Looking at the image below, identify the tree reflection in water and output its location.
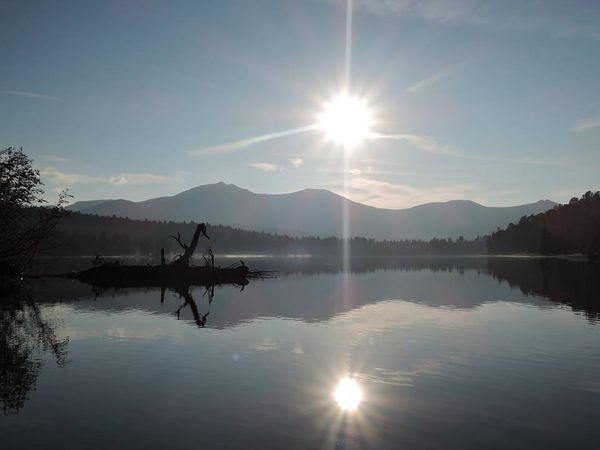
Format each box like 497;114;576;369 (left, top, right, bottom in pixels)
173;284;213;328
0;286;69;414
170;282;247;328
486;257;600;322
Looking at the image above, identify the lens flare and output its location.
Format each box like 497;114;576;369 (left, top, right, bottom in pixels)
334;377;363;411
318;92;373;148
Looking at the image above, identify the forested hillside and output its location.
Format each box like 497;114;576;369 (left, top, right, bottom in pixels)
43;211;487;257
488;191;600;256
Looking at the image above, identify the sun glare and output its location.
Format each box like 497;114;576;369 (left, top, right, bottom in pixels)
318;92;373;148
334;377;363;411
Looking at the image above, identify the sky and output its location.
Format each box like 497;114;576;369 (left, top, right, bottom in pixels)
1;0;599;208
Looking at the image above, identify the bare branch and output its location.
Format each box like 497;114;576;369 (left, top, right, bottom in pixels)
170;232;188;251
170;224;204;267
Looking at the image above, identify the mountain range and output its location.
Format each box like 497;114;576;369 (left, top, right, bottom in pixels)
67;182;556;240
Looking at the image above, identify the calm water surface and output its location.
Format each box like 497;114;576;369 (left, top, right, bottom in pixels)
1;257;600;449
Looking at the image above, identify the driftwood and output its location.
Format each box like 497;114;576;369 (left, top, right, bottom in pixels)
171;223;203;267
50;222;260;289
69;264;250;288
169;222;211;267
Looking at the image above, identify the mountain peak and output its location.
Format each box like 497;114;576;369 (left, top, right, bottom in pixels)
180;182;248;194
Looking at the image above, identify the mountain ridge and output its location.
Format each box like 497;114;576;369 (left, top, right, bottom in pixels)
67;182;557;240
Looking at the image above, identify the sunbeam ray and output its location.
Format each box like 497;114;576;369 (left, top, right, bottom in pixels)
344;0;353;89
342;0;354;297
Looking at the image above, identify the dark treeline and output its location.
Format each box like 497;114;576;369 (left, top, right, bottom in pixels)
42;211;487;258
488;191;600;256
245;256;488;277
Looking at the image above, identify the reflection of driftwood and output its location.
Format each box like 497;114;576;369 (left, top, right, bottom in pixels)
173;285;211;328
202;285;215;304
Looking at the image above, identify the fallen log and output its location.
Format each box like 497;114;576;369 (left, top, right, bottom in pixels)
58;264;250;288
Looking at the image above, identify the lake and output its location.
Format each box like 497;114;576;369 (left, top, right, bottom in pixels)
1;257;600;449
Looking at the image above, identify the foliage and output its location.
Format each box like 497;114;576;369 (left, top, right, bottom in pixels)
0;147;69;278
488;191;600;256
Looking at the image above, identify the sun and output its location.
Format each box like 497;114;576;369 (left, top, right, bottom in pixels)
334;377;363;411
318;91;373;148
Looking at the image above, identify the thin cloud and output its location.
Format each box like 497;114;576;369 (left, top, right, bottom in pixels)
289;157;304;168
319;0;475;23
249;162;283;172
40;167;184;187
318;164;417;176
371;133;466;157
39;168;104;186
42;155;70;163
5;90;60;101
107;172;185;186
407;63;464;93
481;155;569;167
573;115;600;132
349;166;375;174
190;124;317;156
331;176;479;209
317;0;600;40
558;26;600;41
371;133;566;166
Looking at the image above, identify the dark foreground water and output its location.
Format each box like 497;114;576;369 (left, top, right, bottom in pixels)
2;257;600;449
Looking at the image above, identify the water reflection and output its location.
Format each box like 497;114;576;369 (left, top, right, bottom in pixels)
30;257;600;327
487;257;600;321
172;285;213;328
2;257;600;448
334;377;363;411
0;286;69;414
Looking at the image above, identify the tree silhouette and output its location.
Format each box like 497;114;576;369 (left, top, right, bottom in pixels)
0;147;69;280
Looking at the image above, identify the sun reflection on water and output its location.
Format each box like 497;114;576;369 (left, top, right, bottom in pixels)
334;377;363;411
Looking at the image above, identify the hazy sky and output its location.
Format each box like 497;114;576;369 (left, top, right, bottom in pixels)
2;0;599;208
